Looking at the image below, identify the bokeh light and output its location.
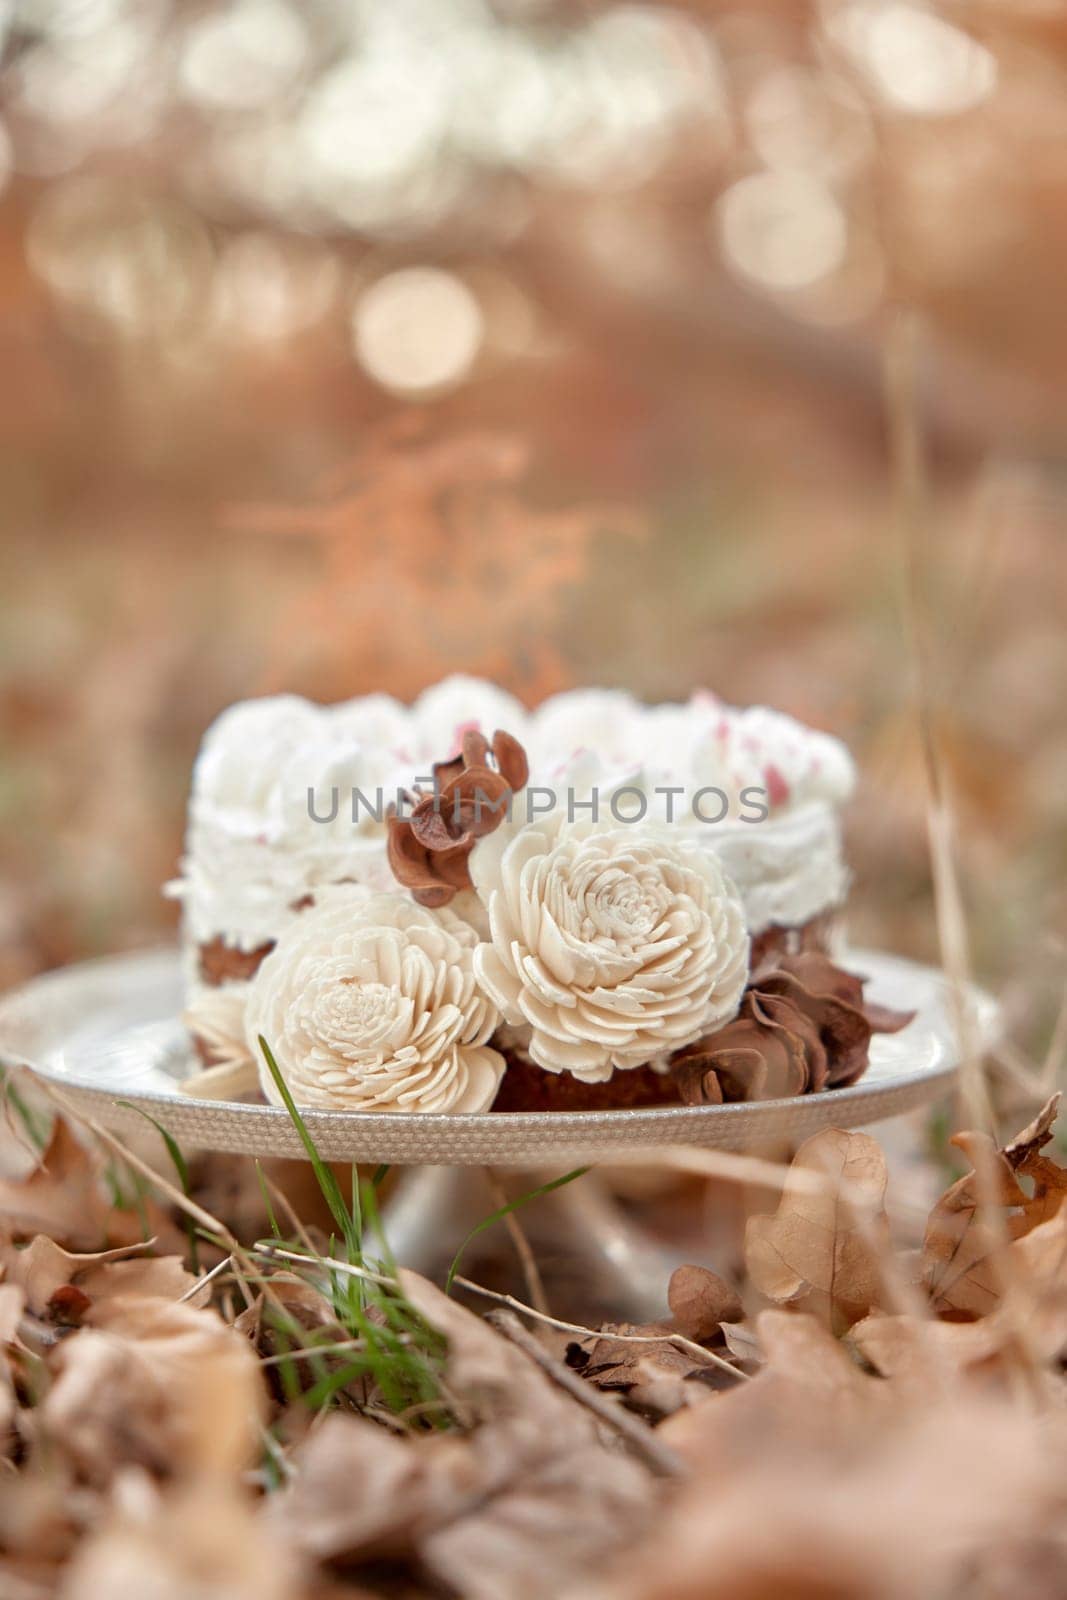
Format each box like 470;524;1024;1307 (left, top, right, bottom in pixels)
715;171;849;293
830;3;998;117
352;267;485;394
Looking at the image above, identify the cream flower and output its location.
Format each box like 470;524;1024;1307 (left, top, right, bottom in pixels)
244;887;504;1112
470;815;749;1081
183;986;255;1074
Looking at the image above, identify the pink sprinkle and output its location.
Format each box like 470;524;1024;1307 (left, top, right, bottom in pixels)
450;718;481;757
764;763;790;807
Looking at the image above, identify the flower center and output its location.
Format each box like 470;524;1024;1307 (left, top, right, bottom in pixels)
585;872;660;942
310;978;400;1054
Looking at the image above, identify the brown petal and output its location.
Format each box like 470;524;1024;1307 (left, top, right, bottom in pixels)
432;841;476;891
431;753;466;787
776;951;866;1010
863;1002;917;1034
409;793;463;850
748;991;827;1094
387;816;458;906
460;728;492;768
445;767;512;840
674;1059;725;1105
757;973;872;1088
492;728;530;791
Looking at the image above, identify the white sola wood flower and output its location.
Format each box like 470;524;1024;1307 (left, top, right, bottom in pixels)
245;887;504;1112
470;816;749;1082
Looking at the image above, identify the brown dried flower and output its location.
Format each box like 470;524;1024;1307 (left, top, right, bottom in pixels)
387;727;529;907
671;952;914;1106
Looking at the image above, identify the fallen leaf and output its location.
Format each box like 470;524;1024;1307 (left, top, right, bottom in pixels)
744;1129;890;1330
266;1413;481;1564
1;1236;200;1319
0;1120;182;1253
405;1271;657;1600
273;1277;658;1598
667;1265;743;1339
599;1316;1067;1600
60;1476;301;1600
42;1298;265;1484
568;1319;713;1418
920;1094;1067;1318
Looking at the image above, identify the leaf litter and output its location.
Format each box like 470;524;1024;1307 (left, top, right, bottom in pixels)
2;1087;1067;1597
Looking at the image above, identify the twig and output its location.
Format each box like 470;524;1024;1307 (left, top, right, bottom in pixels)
883;310;1045;1398
253;1242;393;1287
452;1274;749;1381
260;1337;397;1367
1040;983;1067;1092
883;307;992;1134
486;1309;685;1479
177;1253;233;1304
486;1168;550;1317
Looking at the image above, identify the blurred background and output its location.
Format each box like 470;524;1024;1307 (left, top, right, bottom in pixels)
1;0;1065;1071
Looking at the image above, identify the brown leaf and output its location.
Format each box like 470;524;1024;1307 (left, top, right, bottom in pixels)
41;1298;265;1484
745;1129;890;1330
569;1319;711;1418
62;1480;302;1600
0;1122;118;1250
267;1413;481;1564
920;1093;1067;1318
274;1277;659;1597
0;1120;181;1253
400;1271;656;1600
667;1265;743;1339
849;1309;1031;1402
1;1236;200;1319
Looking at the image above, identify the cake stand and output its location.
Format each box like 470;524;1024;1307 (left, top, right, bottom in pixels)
0;948;998;1315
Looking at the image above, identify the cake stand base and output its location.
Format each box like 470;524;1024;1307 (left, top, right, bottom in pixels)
376;1165;686;1322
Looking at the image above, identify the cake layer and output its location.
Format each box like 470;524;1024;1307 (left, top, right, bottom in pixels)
171;677;855;995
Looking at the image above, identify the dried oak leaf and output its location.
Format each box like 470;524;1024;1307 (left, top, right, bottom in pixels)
872;1196;1067;1392
266;1412;481;1565
567;1319;711;1419
273;1273;656;1598
41;1297;265;1485
1;1235;201;1321
920;1092;1067;1319
403;1270;655;1600
568;1266;747;1416
672;953;914;1105
667;1264;743;1339
745;1128;890;1331
62;1480;302;1600
388;728;528;907
0;1120;181;1253
583;1326;1067;1600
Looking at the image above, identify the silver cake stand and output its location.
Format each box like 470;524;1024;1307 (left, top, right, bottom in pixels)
0;949;997;1315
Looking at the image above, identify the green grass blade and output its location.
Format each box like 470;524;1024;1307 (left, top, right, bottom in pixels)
0;1067;51;1150
116;1100;200;1271
445;1166;591;1293
257;1036;361;1261
255;1160;283;1241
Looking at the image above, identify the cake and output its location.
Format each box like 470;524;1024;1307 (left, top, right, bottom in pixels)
172;677;908;1112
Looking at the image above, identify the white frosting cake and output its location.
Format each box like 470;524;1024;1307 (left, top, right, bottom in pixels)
170;677;855;1009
